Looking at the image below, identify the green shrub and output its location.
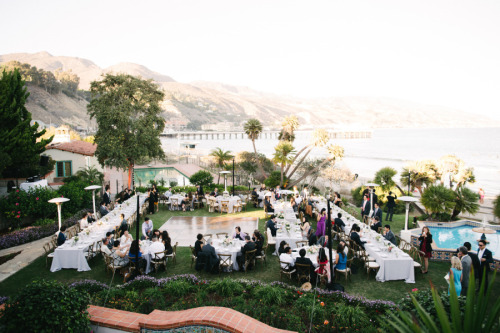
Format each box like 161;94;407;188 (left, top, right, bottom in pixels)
33;218;55;226
161;280;196;297
254;285;290;306
331;304;373;331
351;186;364;206
264;171;283;188
206;278;243;297
58;180;93;214
0;279;90;333
189;170;213;187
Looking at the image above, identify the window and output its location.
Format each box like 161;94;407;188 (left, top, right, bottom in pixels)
56;161;72;177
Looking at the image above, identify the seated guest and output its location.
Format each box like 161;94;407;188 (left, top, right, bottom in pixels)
111;240;129;267
334;213;345;232
334;192;342;207
253;230;265;254
278;240;289;255
161;230;173;255
318;234;330;249
237;235;256;270
127;240;146;271
105;232;114;250
290;197;298;212
152;229;161;239
142;217;153;240
335;243;347;270
264;195;274;213
295;248;317;283
210;188;219;197
101;237;112;256
57;226;67;246
300;216;311;238
87;212;96;224
123;188;131;201
370;216;382;232
165;187;172;199
339;240;349;256
80;212;89;230
120;230;133;247
266;215;278;237
194;233;204;256
233;226;247;241
315;247;330;282
260;184;266;191
279;247;295;270
308;229;318;246
99;202;109;217
148;236;165;259
251;188;261;207
350;224;366;249
202;238;220;272
383;225;397;245
119;213;128;236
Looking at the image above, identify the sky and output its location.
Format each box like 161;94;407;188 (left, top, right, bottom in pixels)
1;0;500;120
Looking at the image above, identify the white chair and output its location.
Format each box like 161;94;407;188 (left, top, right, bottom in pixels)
266;228;276;252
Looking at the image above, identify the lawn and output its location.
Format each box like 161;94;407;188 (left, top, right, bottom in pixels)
0;204;498;304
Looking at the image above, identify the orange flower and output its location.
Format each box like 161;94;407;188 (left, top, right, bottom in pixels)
324;320;329;325
320;302;325;307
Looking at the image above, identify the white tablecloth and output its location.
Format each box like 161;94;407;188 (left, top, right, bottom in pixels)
20;179;48;191
213;239;245;271
50;241;92;272
216;196;241;213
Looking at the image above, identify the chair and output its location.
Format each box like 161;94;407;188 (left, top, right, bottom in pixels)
170;198;179;211
202;234;213;243
220;200;229;214
151;250;168;272
364;253;380;279
104;254;126;275
208;198;218;213
243;249;257;272
335;257;353;283
409;247;424;273
43;242;54;268
216;232;229;239
295;263;311;284
218;253;233;274
296;240;308;248
266;228;276;250
316;263;329;286
233;200;242;213
95;240;103;255
264;205;272;219
51;235;58;248
256;243;267;266
85;244;97;260
279;261;296;281
190;245;197;268
165;242;178;265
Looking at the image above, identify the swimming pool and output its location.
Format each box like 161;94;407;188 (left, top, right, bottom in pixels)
428;225;499;257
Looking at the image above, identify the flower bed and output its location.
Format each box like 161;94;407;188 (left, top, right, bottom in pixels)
70;275;396;332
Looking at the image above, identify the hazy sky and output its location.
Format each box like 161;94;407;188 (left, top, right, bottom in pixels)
1;0;500;119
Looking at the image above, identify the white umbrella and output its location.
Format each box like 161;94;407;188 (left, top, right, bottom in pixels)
84;185;101;218
48;197;70;231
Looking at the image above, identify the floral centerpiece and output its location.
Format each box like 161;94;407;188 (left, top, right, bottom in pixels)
387;244;393;252
97;221;103;226
307;245;319;254
375;235;381;242
278;212;284;219
222;236;233;247
72;236;79;245
85;229;90;236
284;222;291;233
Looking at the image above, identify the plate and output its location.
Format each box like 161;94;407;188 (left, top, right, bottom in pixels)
380;254;388;258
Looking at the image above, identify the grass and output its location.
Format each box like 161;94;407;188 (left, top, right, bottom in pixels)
0;204;498;304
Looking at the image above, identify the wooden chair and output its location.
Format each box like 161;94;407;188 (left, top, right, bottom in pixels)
43;242;55;268
296;240;308;248
95;240;103;255
264;205;272;219
243;249;257;272
218;254;233;274
170;198;179;211
151;250;168;272
364;253;380;279
266;228;276;250
85;243;97;260
409;247;424;273
256;243;267;266
190;245;197;268
233;199;242;213
316;263;329;286
216;232;229;239
295;263;311;284
220;200;229;214
104;254;126;275
208;198;218;212
335;258;353;283
202;234;213;243
51;235;58;248
279;261;296;281
165;242;178;265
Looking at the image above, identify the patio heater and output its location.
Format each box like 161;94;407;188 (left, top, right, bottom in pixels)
232;157;235;197
399;196;419;242
219;171;231;192
48;197;70;232
84;185;101;218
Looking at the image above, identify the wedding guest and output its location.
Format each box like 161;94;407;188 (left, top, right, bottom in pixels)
128;240;146;271
210;188;219;197
279;247;295;269
463;242;480;281
350;224;366;250
101;237;112;256
233;226;247;240
371;202;383;221
264;195;274;213
370;216;382;232
79;212;89;230
300;216;311;238
334;192;342;207
315;247;330;283
315;208;327;238
418;226;433;274
295;248;317;284
86;212;96;224
477;240;493;290
120;230;133;247
119;213;128;236
105;232;114;250
253;230;265;254
290;197;298;212
148;236;165;259
335;243;347;271
457;246;472;296
202;238;220;272
141;217;153;240
385;191;397;221
161;230;173;255
383;225;397;245
448;256;463;297
334;213;345;232
278;240;289;255
103;186;111;206
194;233;204;256
266;215;277;237
57;226;67;246
99;202;109;217
111;240;129;267
361;195;370;221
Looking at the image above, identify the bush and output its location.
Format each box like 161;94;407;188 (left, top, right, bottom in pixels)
0;279;90;333
421;185;456;220
33;218;55;226
264;171;283;188
57;180;93;215
0;187;57;224
494;194;500;219
189;170;213;187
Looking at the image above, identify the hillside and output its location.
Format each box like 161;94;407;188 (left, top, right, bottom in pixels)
1;51;498;129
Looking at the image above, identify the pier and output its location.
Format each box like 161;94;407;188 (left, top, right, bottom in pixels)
161;130;372;140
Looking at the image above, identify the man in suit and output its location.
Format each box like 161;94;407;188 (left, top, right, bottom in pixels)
383;225;397;245
210;188;219;197
103;186;111;206
264;195;274;213
251;188;261;207
334;213;345;232
266;215;278;237
457;246;472;296
463;242;480;281
318;234;330;249
477;240;493;291
370;216;382;232
196;185;204;207
87;212;96;224
238;235;256;271
385;191;397;221
201;238;220;273
57;226;67;246
361;195;370;221
295;248;317;284
99;202;109;217
371;203;383;221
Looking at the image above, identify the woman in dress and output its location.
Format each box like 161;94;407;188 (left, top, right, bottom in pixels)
253;230;265;255
290;197;298;212
111;240;129;267
161;230;173;255
148;188;156;214
448;256;463;296
315;247;331;282
315;208;327;238
300;216;311;239
334;192;342;207
418;226;433;274
278;240;289;255
194;233;204;256
335;243;347;271
127;239;146;271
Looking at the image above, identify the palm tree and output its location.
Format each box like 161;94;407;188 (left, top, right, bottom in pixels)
75;165;104;185
278;115;299;142
420;185;455;220
400;160;437;195
272;141;295;187
243;119;266;179
451;187;480;219
373;167;397;192
210;148;233;184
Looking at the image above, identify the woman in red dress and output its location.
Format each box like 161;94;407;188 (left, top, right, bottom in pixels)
418;226;433;274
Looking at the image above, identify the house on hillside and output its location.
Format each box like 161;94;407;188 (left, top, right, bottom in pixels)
44;141;128;196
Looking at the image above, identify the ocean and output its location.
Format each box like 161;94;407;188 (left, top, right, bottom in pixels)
160;127;500;196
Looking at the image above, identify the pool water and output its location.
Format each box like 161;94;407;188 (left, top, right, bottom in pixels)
428;225;499;258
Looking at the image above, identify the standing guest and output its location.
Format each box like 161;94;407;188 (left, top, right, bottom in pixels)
87;212;96;224
448;256;463;297
315;247;331;282
153;186;159;213
279;247;295;270
101;237;112;256
295;248;317;283
383;225;397;245
478;188;485;204
301;186;309;200
300;216;311;238
264;195;274;213
148;188;156;214
120;230;133;247
80;212;89;230
385;191;397;221
315;208;327;238
278;240;289;256
418;226;433;274
361;195;370;221
141;217;154;240
477;240;493;290
119;213;128;236
111;240;129;267
99;202;109;217
57;226;67;246
233;226;247;241
251;188;261;207
253;230;265;255
148;236;165;259
165;187;172;199
370;216;382;232
161;230;173;255
103;186;111;206
463;242;480;281
334;213;345;232
371;202;383;221
457;246;472;296
266;215;278;237
293;185;299;196
196;185;204;207
194;234;204;256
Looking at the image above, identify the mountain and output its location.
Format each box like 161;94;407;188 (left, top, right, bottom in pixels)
1;51;498;129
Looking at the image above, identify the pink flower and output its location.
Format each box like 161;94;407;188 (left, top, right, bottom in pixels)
17;211;20;214
36;197;39;201
16;215;20;218
412;288;418;293
16;190;19;193
15;203;19;206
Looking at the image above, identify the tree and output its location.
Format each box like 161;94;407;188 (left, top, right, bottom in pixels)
243;118;266;180
420;185;456;220
278;115;299;142
0;69;53;179
400;160;437;195
210;147;233;184
75;165;104;185
451;187;480;219
189;170;213;188
87;74;165;188
494;195;500;220
436;155;475;190
272;141;295;187
374;167;397;192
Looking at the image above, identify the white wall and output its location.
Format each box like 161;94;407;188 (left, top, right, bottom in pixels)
43;149;103;183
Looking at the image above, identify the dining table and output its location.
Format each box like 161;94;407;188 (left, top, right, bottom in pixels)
212;238;245;271
215;195;242;213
